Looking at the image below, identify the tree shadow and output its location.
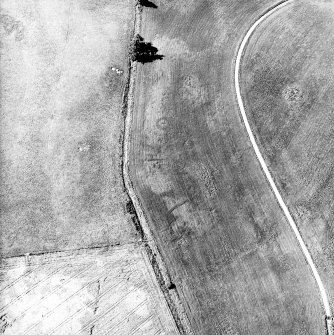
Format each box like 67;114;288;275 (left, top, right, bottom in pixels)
138;0;158;8
130;34;164;64
136;53;164;63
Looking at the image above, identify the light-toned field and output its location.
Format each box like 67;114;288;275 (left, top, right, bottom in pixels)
241;0;334;316
129;0;330;333
0;0;137;256
0;245;179;335
0;1;181;334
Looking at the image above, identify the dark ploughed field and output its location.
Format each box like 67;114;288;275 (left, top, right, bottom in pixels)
129;0;334;334
241;0;334;318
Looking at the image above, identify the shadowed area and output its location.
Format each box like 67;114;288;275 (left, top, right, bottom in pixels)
139;0;158;9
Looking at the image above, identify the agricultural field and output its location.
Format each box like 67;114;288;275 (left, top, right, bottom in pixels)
2;0;334;334
241;0;334;316
129;0;332;334
0;245;179;334
0;0;181;334
0;0;137;256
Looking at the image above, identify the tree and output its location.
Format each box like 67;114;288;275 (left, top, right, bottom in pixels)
129;34;163;63
137;0;158;8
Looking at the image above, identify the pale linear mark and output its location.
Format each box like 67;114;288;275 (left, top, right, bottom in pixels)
0;263;69;313
45;272;133;335
234;0;331;317
98;300;146;334
0;265;41;295
14;263;115;322
44;280;124;335
70;283;145;335
20;274;130;335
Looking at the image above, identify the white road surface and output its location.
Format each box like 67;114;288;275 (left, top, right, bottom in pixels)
234;0;332;318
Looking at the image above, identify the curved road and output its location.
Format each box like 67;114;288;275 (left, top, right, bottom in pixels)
234;0;331;319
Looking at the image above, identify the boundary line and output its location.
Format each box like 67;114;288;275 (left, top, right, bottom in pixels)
121;3;193;335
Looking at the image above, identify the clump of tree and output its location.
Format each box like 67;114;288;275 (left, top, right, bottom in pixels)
137;0;158;8
129;34;163;63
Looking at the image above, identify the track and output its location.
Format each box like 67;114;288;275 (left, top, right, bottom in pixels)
234;0;332;319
